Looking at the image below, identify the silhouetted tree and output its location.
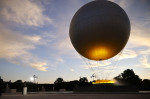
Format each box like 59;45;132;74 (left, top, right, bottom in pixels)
54;77;64;84
14;80;22;83
79;77;88;83
141;79;150;90
9;80;23;92
114;69;142;86
24;82;38;92
54;77;64;91
0;76;3;96
78;77;91;87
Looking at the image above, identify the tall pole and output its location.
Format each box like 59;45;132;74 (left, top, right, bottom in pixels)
33;75;38;83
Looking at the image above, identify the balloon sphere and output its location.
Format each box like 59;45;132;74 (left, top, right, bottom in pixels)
69;0;130;61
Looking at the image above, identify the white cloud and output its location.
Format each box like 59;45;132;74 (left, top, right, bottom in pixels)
110;0;133;10
123;16;150;50
0;26;34;59
129;25;150;48
70;68;75;72
140;56;150;68
52;36;76;58
30;62;48;71
0;0;52;26
119;49;138;60
138;48;150;55
54;37;73;52
54;57;65;65
0;24;48;71
25;36;41;43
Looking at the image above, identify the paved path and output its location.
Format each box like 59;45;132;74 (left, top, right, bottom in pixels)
1;93;150;99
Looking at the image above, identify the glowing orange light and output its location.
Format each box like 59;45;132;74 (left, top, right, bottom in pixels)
89;47;110;60
92;80;115;84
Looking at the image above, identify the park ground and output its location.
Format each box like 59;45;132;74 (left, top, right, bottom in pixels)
1;93;150;99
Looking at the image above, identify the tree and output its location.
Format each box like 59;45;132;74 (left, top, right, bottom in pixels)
14;80;22;83
79;77;88;83
114;69;142;86
54;77;64;84
141;79;150;90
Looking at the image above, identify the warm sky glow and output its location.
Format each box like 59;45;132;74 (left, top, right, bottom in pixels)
0;0;150;83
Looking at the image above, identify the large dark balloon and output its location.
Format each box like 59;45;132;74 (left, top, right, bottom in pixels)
69;0;130;61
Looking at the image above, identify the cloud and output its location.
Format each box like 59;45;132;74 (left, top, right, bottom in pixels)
54;57;65;65
140;56;150;68
30;62;48;71
54;37;74;53
0;0;52;27
41;0;84;59
0;24;48;71
25;36;41;43
116;0;133;9
119;49;138;60
1;0;83;72
0;25;34;59
70;68;75;72
129;24;150;48
138;48;150;55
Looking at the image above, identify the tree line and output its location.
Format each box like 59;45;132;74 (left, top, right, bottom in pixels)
114;69;150;90
0;69;150;92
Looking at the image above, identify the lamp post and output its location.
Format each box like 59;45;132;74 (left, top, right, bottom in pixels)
33;75;38;83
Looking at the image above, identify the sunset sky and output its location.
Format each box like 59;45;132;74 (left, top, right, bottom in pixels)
0;0;150;83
